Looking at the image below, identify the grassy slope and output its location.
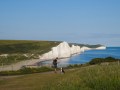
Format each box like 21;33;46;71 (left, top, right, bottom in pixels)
0;63;120;90
0;40;60;54
0;40;60;65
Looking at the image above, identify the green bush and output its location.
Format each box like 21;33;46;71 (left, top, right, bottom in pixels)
89;57;119;65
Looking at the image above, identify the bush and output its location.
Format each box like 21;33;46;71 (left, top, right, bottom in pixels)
89;57;119;65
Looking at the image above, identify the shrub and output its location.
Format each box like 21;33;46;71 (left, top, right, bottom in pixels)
89;57;119;65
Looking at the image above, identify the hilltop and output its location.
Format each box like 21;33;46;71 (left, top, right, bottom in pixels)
0;40;60;54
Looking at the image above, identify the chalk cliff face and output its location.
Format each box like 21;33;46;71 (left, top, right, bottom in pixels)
57;42;71;58
95;46;106;50
40;42;106;60
40;42;71;59
40;41;102;60
70;45;81;54
80;46;92;52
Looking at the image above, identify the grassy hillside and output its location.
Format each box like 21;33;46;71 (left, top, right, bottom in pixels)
0;40;60;65
0;40;60;54
0;62;120;90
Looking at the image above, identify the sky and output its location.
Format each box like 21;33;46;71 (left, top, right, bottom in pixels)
0;0;120;46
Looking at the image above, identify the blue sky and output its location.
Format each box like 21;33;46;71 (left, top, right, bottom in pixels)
0;0;120;46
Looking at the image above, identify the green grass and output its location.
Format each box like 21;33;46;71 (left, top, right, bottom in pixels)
0;62;120;90
0;40;60;65
0;40;60;54
0;67;54;76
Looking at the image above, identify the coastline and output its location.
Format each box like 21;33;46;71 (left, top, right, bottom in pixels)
0;42;106;71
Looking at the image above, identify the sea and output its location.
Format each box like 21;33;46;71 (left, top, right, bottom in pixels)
40;47;120;67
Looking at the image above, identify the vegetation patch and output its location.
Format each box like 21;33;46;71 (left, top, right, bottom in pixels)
0;40;60;54
66;63;88;69
0;67;54;76
0;40;60;65
89;57;120;65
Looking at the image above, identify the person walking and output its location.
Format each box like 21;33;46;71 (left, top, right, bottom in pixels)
53;57;58;73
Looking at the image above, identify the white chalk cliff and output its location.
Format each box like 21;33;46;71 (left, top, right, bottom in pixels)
80;46;91;52
40;42;106;60
95;46;106;50
40;42;71;59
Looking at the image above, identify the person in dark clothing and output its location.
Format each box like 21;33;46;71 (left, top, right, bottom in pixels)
53;57;58;73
